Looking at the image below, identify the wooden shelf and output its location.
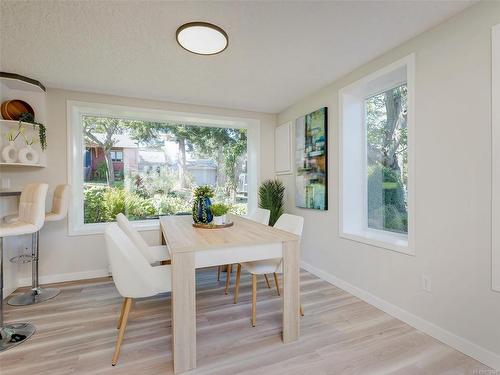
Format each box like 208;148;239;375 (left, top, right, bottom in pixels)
0;72;46;92
0;73;48;170
0;119;38;127
0;162;45;168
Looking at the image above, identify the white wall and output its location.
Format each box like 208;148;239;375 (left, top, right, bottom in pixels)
278;1;500;368
1;89;276;294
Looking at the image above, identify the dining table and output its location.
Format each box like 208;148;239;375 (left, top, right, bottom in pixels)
159;213;301;374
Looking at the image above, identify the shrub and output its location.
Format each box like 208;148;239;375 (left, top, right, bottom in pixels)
153;195;191;216
95;161;108;180
84;186;107;223
210;203;230;216
367;165;407;233
84;186;156;223
229;203;247;215
102;188;156;221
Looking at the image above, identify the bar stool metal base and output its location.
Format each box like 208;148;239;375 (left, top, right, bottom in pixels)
8;288;60;306
0;322;36;352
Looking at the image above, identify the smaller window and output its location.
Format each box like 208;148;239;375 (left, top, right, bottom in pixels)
339;54;414;254
365;84;408;235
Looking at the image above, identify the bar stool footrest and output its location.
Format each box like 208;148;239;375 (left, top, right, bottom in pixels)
8;288;60;306
9;254;35;264
0;323;36;352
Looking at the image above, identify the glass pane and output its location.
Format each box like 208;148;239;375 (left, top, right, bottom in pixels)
365;84;408;234
82;116;247;223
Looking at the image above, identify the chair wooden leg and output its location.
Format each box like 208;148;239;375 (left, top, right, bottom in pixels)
264;274;271;288
112;297;132;366
217;266;221;281
300;304;304;317
225;264;232;295
234;264;241;304
251;274;257;327
117;298;127;329
273;272;280;296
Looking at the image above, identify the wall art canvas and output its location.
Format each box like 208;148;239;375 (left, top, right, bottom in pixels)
295;107;328;210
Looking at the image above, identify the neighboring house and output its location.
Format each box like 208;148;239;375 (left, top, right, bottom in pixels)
137;149;166;172
84;134;139;180
187;159;217;186
84;133;219;186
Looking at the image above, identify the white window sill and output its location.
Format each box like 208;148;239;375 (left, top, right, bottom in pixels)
340;228;414;255
68;219;160;236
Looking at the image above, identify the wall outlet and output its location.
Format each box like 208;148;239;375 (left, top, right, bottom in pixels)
422;275;432;292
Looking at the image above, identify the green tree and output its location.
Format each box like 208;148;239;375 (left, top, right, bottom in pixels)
366;85;407;175
365;84;408;233
83;116;126;185
127;122;196;188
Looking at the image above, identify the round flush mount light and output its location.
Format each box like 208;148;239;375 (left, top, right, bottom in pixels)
176;22;228;55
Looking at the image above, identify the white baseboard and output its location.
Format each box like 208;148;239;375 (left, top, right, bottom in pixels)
17;268;110;288
301;260;500;371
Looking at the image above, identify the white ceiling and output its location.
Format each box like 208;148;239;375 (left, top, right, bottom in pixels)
1;1;474;114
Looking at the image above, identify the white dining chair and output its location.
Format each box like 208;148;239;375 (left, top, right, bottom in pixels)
9;184;70;306
217;208;271;294
0;183;48;351
116;213;170;264
247;207;271;226
233;213;304;326
104;223;172;366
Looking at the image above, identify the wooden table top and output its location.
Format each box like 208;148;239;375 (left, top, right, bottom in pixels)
160;214;299;254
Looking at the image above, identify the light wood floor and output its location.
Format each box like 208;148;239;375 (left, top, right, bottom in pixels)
1;268;490;375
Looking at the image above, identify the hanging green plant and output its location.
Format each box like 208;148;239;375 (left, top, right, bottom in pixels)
18;112;47;151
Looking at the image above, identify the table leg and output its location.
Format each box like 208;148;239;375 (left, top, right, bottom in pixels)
171;251;196;373
282;240;300;343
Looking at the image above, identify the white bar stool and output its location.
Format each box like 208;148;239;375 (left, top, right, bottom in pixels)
0;183;48;352
8;184;70;306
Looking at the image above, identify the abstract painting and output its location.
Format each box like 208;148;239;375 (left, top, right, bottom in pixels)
295;107;328;210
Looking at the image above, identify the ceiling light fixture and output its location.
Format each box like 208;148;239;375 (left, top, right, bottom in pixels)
176;22;228;55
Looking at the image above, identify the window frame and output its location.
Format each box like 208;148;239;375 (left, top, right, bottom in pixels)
492;24;500;292
67;101;260;236
338;54;415;255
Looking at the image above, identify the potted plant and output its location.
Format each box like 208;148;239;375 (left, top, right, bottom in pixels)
258;179;285;226
192;185;214;224
210;203;230;225
18;112;47;151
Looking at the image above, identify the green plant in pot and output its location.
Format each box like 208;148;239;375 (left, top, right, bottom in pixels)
210;203;230;225
192;185;214;224
259;179;285;226
18;112;47;151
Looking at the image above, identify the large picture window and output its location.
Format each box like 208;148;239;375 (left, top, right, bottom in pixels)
68;102;259;234
339;55;414;254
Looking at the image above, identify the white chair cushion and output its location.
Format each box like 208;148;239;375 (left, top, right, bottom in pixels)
2;214;19;224
240;258;282;274
149;264;172;294
45;185;70;222
246;208;271;226
0;221;39;237
105;223;172;298
116;213;154;263
239;214;304;276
